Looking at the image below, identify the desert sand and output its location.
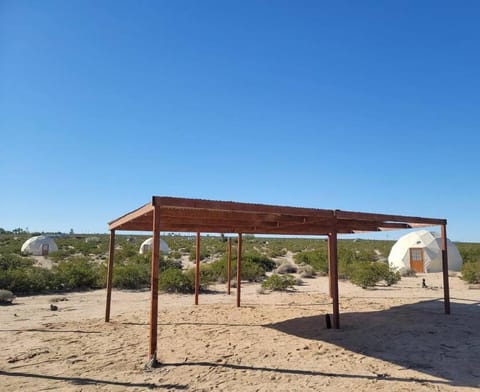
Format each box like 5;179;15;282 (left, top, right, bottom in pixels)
1;272;479;391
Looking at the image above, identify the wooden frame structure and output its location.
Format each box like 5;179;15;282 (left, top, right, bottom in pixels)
105;196;451;364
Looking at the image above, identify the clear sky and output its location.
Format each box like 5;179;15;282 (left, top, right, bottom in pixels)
1;1;479;241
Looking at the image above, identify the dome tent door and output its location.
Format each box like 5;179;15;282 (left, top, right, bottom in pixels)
41;243;49;256
409;247;424;272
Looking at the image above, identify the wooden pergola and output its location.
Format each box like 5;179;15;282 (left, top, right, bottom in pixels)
105;196;451;365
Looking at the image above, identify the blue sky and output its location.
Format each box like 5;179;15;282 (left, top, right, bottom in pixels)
1;1;479;241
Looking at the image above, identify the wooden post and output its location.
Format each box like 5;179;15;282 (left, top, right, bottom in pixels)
328;232;340;328
327;235;333;299
105;229;115;322
227;237;232;295
236;233;242;307
195;232;200;305
441;224;451;314
149;206;161;362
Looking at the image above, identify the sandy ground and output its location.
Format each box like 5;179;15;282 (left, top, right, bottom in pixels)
1;272;479;391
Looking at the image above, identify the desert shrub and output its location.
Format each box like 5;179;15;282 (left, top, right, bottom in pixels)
382;269;401;286
161;257;182;271
159;268;195;293
112;261;150;289
0;254;34;270
237;259;265;281
53;257;101;290
244;253;276;272
349;262;401;288
276;262;297;274
461;262;480;284
0;289;15;303
298;264;316;278
0;266;56;293
349;263;379;288
268;248;287;258
205;257;266;282
402;268;417;277
262;274;296;291
294;277;304;286
457;243;480;264
189;247;210;262
184;265;216;287
295;250;328;274
169;251;182;260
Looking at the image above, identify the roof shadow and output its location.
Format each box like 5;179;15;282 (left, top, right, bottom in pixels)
265;299;480;388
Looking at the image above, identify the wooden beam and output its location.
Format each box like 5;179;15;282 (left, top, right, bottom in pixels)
105;229;115;322
159;207;334;225
154;196;335;219
149;206;161;363
195;232;200;305
328;232;340;328
441;224;451;314
335;210;446;226
236;233;242;307
109;203;153;230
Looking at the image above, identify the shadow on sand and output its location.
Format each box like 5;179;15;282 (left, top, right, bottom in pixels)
264;299;480;388
0;370;187;390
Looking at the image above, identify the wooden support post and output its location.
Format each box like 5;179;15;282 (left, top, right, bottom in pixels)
441;224;451;315
328;232;340;328
327;235;333;299
195;232;200;305
236;233;242;307
149;206;161;362
227;237;232;295
105;229;115;322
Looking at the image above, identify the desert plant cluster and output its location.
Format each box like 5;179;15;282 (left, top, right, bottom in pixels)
1;230;479;297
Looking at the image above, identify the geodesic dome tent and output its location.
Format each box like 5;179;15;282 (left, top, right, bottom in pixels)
139;237;169;255
388;230;462;273
21;236;58;256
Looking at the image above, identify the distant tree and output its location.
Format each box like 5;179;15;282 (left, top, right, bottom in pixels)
69;228;74;235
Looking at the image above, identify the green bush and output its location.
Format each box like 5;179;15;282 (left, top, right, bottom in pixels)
53;257;101;290
349;262;401;289
112;261;150;289
160;268;195;293
461;262;480;284
261;274;296;291
0;254;34;270
204;257;266;282
295;250;328;273
0;266;57;293
349;263;379;288
184;265;216;287
243;253;276;272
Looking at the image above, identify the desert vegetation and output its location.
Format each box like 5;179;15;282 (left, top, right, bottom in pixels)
1;230;479;295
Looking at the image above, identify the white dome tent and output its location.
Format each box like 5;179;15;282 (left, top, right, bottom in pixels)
21;236;58;256
388;230;462;273
139;238;169;255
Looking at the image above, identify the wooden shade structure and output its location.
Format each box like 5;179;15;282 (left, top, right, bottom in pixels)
105;196;451;365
